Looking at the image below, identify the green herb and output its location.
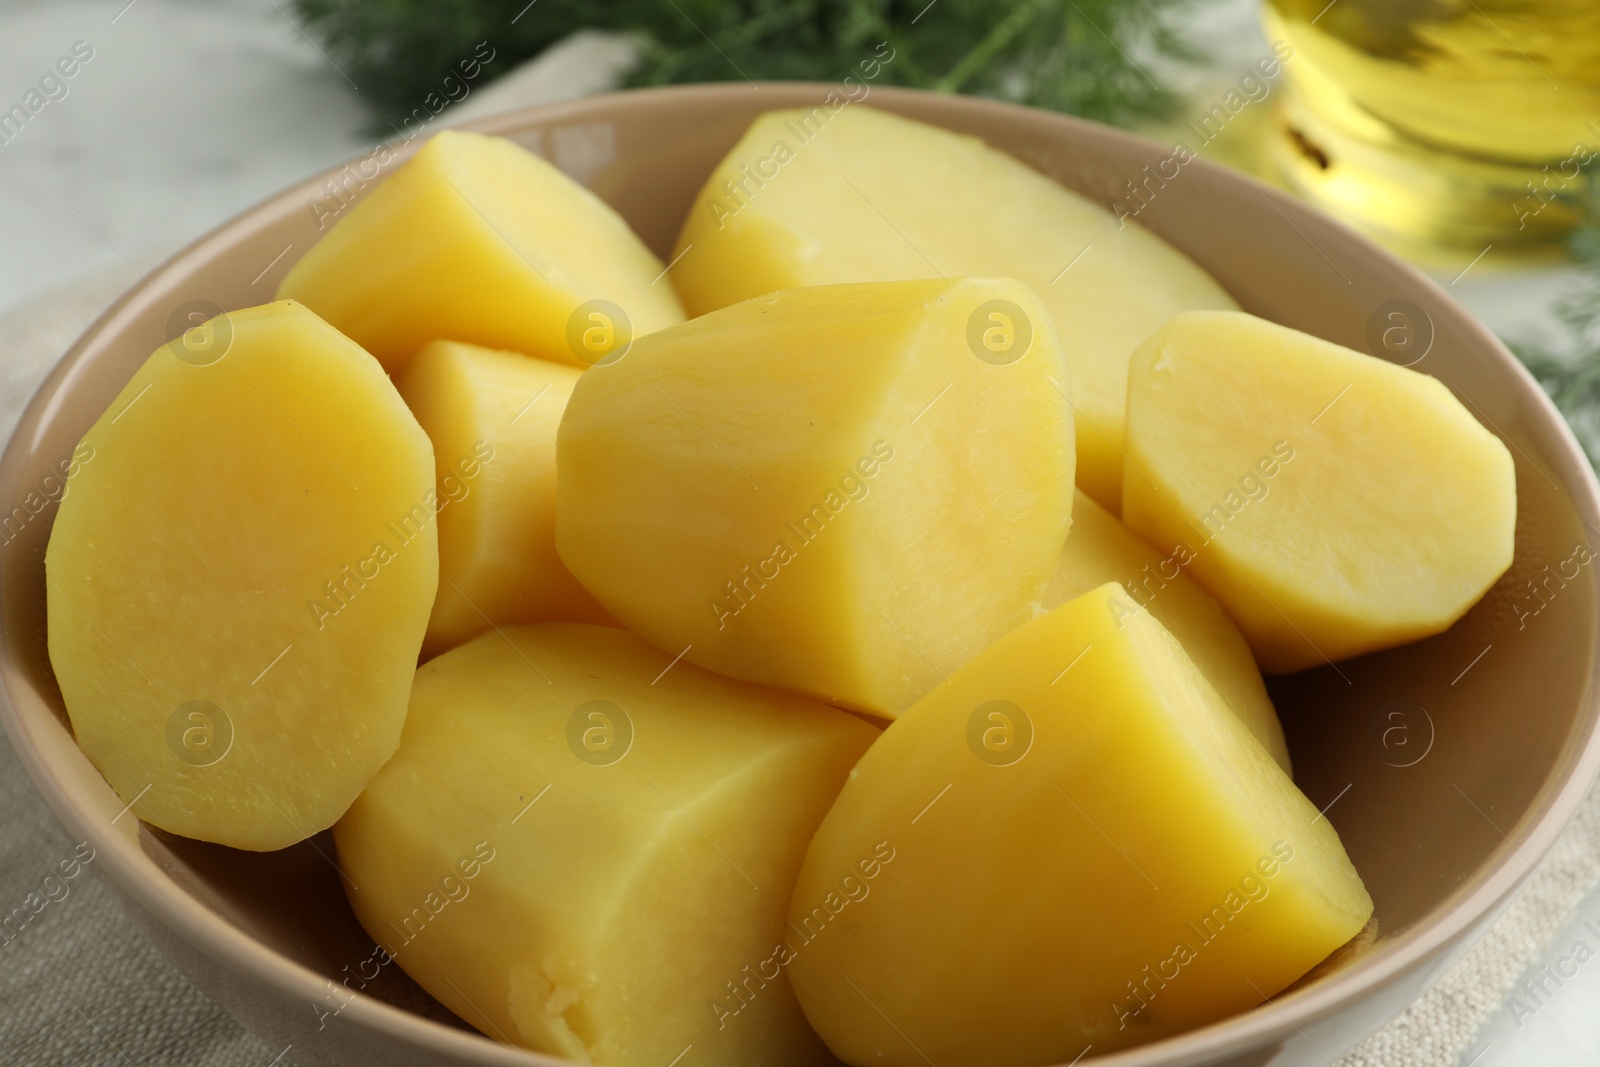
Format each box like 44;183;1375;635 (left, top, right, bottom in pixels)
1509;179;1600;466
292;0;1204;130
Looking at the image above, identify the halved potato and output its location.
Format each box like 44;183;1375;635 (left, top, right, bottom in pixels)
396;340;611;659
671;106;1236;510
1122;310;1516;673
787;583;1372;1066
335;622;876;1066
556;277;1075;717
47;300;437;851
279;130;685;372
1043;489;1289;772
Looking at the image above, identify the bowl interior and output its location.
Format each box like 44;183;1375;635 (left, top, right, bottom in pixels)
2;83;1597;1065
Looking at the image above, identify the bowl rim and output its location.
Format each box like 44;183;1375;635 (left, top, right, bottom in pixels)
3;80;1599;1067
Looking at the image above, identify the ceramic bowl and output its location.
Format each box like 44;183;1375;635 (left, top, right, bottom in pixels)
2;83;1597;1067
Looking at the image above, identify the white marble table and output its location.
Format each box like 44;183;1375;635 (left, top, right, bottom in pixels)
0;0;369;320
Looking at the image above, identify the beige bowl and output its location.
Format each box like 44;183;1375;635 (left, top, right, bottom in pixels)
2;83;1598;1067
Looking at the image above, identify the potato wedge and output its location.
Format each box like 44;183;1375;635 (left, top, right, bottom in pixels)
787;583;1372;1065
279;130;685;372
672;106;1236;510
47;300;436;850
1122;310;1516;673
556;277;1075;717
335;622;876;1067
1043;489;1289;772
396;340;611;659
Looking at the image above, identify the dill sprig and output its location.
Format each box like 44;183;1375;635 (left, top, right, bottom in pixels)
291;0;1204;130
1509;179;1600;466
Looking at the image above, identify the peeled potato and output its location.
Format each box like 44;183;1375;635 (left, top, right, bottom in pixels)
671;106;1236;510
556;277;1075;717
1043;489;1289;772
787;583;1373;1066
1122;310;1517;673
279;130;685;372
46;300;437;851
396;340;611;659
335;622;876;1067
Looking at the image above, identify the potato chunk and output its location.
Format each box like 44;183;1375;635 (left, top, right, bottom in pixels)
1043;489;1289;772
1122;310;1516;673
787;584;1373;1066
279;130;685;372
396;340;611;659
671;106;1235;510
334;623;876;1067
46;300;436;851
556;277;1075;717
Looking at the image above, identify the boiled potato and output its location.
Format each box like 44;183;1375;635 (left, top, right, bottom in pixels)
787;583;1372;1066
47;300;436;851
556;277;1075;717
671;106;1236;511
1122;310;1516;673
396;340;611;659
279;130;685;372
335;622;876;1067
1043;489;1289;772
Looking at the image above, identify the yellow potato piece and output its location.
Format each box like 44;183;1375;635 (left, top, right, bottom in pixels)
787;584;1372;1066
1043;489;1289;772
1122;310;1517;673
396;340;612;659
671;106;1236;511
279;130;685;372
46;300;437;851
334;622;876;1067
556;277;1075;717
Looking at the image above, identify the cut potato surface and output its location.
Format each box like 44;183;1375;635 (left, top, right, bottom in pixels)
787;583;1373;1066
278;130;685;372
556;277;1075;717
396;340;611;659
671;105;1236;511
334;623;876;1067
1122;310;1517;673
46;300;436;851
1043;489;1289;772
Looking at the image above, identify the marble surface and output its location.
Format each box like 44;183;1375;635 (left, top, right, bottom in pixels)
0;0;370;319
1;1;1597;1065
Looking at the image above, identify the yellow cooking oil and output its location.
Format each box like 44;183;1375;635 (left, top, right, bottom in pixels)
1262;0;1600;249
